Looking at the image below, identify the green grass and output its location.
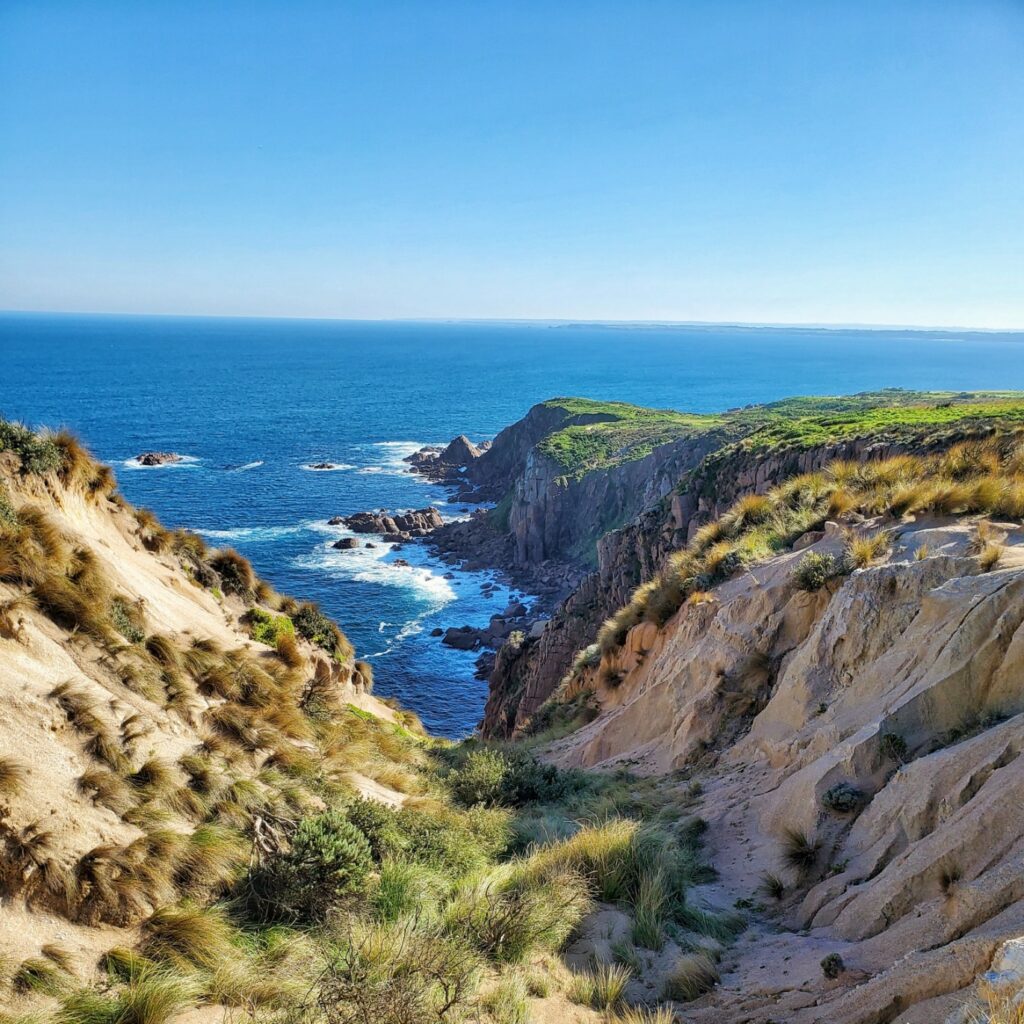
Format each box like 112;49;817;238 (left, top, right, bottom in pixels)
535;398;722;478
529;392;1024;483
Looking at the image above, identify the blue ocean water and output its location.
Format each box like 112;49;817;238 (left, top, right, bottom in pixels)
3;312;1024;735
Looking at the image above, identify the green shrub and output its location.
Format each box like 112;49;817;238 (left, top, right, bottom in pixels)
293;602;354;662
0;419;63;474
110;596;145;643
820;952;844;979
346;798;508;878
791;551;848;591
822;782;865;814
245;811;372;923
446;747;579;809
0;484;17;529
247;607;295;647
316;921;481;1024
880;731;908;763
444;864;591;963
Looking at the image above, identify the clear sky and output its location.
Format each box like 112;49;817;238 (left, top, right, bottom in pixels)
1;1;1022;328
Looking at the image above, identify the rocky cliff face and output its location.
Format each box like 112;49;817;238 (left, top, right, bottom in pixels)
540;510;1024;1022
484;426;1007;739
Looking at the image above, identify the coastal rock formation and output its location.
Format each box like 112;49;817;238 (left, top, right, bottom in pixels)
405;434;485;482
133;451;182;465
528;438;1024;1020
337;506;444;539
483;410;1024;738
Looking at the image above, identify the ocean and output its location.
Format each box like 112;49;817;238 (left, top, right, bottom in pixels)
3;312;1024;735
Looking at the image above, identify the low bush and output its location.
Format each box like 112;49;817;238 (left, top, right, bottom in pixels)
791;551;848;591
110;596;145;643
821;782;865;814
661;951;719;1001
246;607;295;647
820;952;844;979
294;601;355;662
446;748;576;809
444;864;591;963
0;419;63;474
245;811;372;923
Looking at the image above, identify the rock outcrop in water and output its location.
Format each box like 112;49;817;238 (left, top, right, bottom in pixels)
133;451;183;466
336;506;444;539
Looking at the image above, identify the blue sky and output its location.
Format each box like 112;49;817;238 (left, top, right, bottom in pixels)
1;1;1022;327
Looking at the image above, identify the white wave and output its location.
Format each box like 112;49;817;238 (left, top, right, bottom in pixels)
121;454;200;470
293;540;455;604
300;462;356;472
198;523;306;543
229;460;264;471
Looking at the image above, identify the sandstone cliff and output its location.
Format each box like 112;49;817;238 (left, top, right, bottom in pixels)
484;405;1024;738
534;440;1024;1022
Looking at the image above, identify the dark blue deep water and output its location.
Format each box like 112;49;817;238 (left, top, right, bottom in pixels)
3;312;1024;735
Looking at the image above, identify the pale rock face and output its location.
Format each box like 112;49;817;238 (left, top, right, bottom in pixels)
543;516;1024;1022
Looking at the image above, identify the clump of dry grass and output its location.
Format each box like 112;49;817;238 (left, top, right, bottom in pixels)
845;529;891;568
0;757;28;797
209;549;257;600
781;826;820;875
141;904;236;971
567;962;632;1010
661;951;719;1001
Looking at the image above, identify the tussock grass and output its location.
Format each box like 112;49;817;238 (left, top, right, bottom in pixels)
781;826;821;875
77;767;134;814
758;872;786;901
481;972;531;1024
610;1007;676;1024
209;549;257;600
12;956;67;996
0;757;28;797
57;968;200;1024
567;962;632;1010
845;529;891;568
141;904;236;971
662;951;719;1001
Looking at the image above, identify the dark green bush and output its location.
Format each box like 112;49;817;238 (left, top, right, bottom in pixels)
245;810;372;923
791;551;848;591
821;782;865;814
820;952;844;979
879;732;908;763
293;602;354;662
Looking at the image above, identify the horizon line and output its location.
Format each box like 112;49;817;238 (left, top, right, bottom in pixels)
1;306;1023;335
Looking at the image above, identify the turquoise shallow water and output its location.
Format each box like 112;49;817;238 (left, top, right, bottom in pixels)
3;312;1024;735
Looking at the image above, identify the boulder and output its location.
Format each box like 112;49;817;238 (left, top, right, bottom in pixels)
135;451;183;466
332;537;359;549
442;627;479;651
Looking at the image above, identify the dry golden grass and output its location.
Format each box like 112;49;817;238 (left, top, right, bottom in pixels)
0;757;28;797
580;433;1024;666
